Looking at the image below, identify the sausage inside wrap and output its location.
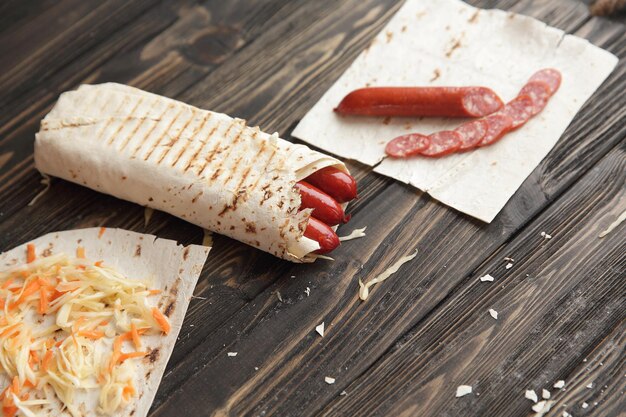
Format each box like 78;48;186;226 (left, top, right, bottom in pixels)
35;84;348;262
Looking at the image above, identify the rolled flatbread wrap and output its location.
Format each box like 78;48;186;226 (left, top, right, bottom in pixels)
35;84;348;262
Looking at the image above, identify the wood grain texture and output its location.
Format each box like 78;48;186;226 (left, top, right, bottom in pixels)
322;143;626;417
150;2;625;416
0;1;624;417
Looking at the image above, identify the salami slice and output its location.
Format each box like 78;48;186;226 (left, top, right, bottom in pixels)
420;130;462;157
528;68;561;95
455;119;489;150
519;81;551;116
478;113;514;146
385;133;430;158
499;94;534;129
462;87;504;117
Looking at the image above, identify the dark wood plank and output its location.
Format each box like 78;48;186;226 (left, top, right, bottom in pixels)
321;143;625;417
0;1;623;416
149;2;625;416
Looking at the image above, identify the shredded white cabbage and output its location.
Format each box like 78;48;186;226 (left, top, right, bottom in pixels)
338;227;367;242
358;250;418;301
0;249;168;416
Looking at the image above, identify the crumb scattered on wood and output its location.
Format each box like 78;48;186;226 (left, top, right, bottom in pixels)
540;231;552;239
316;322;325;337
305;287;311;296
532;400;554;415
227;352;237;357
325;376;335;384
456;385;472;397
276;291;283;302
542;389;550;399
489;309;498;320
553;380;565;389
525;390;538;403
505;263;513;269
480;274;495;282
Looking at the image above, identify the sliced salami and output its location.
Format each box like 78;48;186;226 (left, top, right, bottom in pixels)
455;119;489;150
420;130;462;157
385;133;430;158
519;81;551;115
528;68;562;95
462;87;505;117
499;94;534;129
478;113;514;146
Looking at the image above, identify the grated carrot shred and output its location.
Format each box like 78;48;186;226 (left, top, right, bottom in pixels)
152;307;170;335
26;244;36;263
1;277;14;289
0;323;21;338
118;351;147;363
10;281;41;309
77;330;104;340
38;287;49;314
98;227;106;238
76;246;86;259
94;260;104;267
130;323;141;349
42;350;53;371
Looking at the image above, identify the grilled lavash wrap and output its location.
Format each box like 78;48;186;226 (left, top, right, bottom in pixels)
35;84;348;262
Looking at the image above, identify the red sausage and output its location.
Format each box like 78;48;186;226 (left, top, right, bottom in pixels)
305;167;357;203
528;68;561;95
478;113;514;146
385;133;430;158
304;217;340;254
420;130;463;157
455;119;489;150
334;87;503;118
498;94;534;129
296;181;348;226
519;81;551;116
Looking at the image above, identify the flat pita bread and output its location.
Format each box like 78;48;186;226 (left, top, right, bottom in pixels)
0;228;209;417
292;0;618;222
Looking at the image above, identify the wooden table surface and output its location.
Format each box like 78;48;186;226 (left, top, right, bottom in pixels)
1;0;624;416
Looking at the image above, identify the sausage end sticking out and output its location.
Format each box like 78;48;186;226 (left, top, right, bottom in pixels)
304;217;340;254
305;166;358;203
296;181;349;226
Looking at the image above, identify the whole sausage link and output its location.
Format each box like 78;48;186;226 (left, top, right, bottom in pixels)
304;167;358;203
334;87;503;118
296;181;349;226
304;217;340;254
